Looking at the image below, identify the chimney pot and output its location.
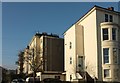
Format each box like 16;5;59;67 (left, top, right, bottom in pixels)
108;7;114;11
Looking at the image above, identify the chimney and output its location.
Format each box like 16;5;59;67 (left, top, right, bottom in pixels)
108;7;114;11
26;45;29;49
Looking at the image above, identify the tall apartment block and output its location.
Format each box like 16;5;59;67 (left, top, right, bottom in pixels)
64;6;120;82
23;32;64;75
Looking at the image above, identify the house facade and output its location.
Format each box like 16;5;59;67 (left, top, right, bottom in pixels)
23;32;64;75
64;6;120;82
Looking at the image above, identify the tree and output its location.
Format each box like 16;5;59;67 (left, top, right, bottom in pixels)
2;68;9;83
16;51;24;74
25;47;43;83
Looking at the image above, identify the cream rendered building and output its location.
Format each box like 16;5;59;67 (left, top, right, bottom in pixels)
64;5;120;82
23;32;64;75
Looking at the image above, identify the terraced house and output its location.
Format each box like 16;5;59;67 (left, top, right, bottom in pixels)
23;32;64;81
64;5;120;82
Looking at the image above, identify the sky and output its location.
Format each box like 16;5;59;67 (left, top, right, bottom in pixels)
1;0;120;2
2;2;119;70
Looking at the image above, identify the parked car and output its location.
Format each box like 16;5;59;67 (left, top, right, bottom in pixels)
11;79;25;83
26;77;40;83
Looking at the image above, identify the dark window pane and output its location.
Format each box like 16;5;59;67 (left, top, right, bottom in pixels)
104;69;110;78
103;28;108;34
109;15;113;22
112;28;116;40
103;29;108;40
70;42;72;49
113;48;117;64
105;14;108;22
70;57;72;64
103;48;109;64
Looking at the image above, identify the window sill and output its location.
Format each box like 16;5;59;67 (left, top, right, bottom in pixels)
103;63;111;65
104;77;111;79
102;40;119;42
102;40;110;41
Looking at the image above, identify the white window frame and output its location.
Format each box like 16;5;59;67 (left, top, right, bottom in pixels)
102;28;109;41
103;48;109;64
104;69;111;78
105;14;113;22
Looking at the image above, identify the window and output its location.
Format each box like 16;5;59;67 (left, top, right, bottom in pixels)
78;56;83;70
112;28;116;40
103;48;109;64
105;14;108;22
105;14;113;22
104;69;110;78
70;57;72;64
109;15;113;22
70;75;72;81
114;69;119;79
70;42;72;49
113;48;117;64
103;28;109;40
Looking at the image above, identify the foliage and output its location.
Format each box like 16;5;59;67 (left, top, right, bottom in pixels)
25;48;43;74
2;68;10;83
16;51;24;74
24;48;43;83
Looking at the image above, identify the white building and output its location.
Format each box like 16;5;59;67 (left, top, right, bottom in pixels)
64;5;120;82
23;32;64;76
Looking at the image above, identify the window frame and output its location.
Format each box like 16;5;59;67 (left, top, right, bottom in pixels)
104;69;110;78
102;28;109;41
113;48;118;64
112;28;117;40
70;75;72;81
105;14;113;22
70;57;72;64
103;48;109;64
69;42;72;49
109;15;113;22
105;14;108;22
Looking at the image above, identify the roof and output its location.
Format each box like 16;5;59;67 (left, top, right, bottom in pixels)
63;5;120;35
28;32;62;47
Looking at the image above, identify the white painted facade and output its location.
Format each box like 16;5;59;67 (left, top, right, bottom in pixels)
64;24;84;81
64;6;120;82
